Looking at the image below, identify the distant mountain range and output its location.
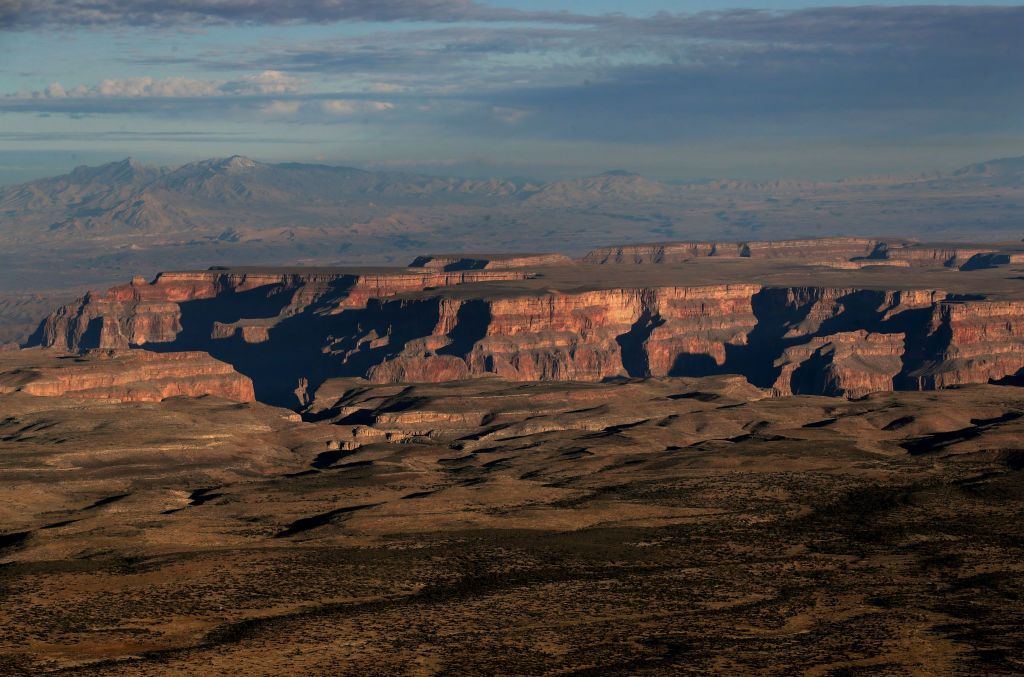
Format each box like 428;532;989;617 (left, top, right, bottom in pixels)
4;154;1021;237
0;156;731;234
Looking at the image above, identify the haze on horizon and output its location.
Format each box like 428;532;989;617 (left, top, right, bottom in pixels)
1;0;1022;186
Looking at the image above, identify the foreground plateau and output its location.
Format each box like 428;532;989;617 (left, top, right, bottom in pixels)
1;372;1023;674
1;237;1024;674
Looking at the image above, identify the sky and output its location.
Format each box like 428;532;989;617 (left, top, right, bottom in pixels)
0;0;1022;184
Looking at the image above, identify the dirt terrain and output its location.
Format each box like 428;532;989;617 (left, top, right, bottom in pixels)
0;367;1023;674
1;238;1024;674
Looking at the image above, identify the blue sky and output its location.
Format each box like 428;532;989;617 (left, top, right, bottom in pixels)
0;0;1022;184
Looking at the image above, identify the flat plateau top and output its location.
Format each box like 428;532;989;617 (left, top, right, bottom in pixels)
400;258;1024;301
191;265;429;276
180;258;1024;300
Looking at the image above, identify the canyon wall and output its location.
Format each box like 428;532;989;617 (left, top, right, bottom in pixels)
35;268;530;352
582;238;883;264
582;238;1024;270
29;267;1024;405
0;349;254;403
408;253;573;270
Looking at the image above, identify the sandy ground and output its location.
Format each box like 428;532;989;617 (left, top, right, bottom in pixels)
0;375;1022;674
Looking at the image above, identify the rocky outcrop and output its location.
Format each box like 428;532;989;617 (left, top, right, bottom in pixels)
743;238;884;260
408;253;573;270
869;243;997;268
771;331;905;398
349;285;759;384
332;270;531;309
582;238;883;264
356;286;965;395
904;300;1024;388
29;257;1024;404
959;252;1024;271
0;349;255;402
581;242;728;264
805;259;911;270
583;238;1024;269
35;268;531;352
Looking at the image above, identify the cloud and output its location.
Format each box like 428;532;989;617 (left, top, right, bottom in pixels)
230;25;586;76
11;71;302;99
2;4;1021;168
321;99;395;116
491;106;529;125
94;77;223;98
1;0;591;29
321;100;356;116
365;83;408;94
631;5;1024;48
0;130;324;143
223;71;304;95
261;100;302;116
44;82;66;98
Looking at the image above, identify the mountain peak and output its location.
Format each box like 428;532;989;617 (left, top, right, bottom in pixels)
220;155;260;172
66;157;150;185
952;155;1024;177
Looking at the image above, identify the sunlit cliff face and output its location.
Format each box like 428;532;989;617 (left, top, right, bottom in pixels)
30;239;1024;406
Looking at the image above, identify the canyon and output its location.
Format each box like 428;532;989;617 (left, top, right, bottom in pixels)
25;237;1024;407
2;236;1024;674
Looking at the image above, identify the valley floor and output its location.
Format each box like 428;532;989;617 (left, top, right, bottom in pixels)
1;377;1022;675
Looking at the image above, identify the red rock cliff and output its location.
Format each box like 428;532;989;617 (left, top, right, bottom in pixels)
37;268;530;351
30;267;1024;402
0;349;255;403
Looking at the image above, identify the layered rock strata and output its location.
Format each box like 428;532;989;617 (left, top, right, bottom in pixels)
583;238;1024;269
905;300;1024;388
408;253;573;270
771;331;906;398
36;268;530;352
582;238;884;264
30;269;1024;404
0;349;255;402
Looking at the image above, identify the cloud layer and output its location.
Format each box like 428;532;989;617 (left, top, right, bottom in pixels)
17;71;302;99
3;3;1022;178
0;0;582;28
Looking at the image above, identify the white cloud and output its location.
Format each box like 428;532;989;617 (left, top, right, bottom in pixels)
15;72;302;99
261;100;302;116
225;70;303;95
492;106;530;125
96;76;222;97
321;100;357;115
44;82;66;98
321;99;395;116
365;83;407;93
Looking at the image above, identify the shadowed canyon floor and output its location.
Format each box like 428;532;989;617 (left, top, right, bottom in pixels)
2;238;1024;674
